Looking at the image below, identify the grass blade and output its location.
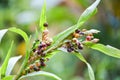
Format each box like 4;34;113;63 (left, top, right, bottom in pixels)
0;29;8;43
18;71;61;80
6;56;22;76
1;41;14;77
39;0;46;32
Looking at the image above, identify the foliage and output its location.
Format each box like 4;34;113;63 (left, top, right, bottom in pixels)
0;0;120;80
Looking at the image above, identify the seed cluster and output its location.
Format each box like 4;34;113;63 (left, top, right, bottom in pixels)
63;29;99;52
22;23;52;75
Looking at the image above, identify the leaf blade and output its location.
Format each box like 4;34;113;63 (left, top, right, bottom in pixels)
90;43;120;58
39;0;46;32
1;41;14;77
6;55;22;76
0;29;8;43
73;52;95;80
8;27;28;43
18;71;61;80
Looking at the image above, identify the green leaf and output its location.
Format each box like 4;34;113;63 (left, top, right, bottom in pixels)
8;27;28;43
58;48;95;80
39;0;46;32
46;0;101;52
1;41;14;77
18;71;61;80
6;55;22;76
89;43;120;58
73;52;95;80
77;0;100;27
0;29;8;43
2;75;14;80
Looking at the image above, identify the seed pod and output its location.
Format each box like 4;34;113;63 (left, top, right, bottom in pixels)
29;65;34;70
37;50;42;55
79;32;84;35
40;58;45;62
67;47;74;52
78;44;83;50
75;29;80;33
77;42;83;50
40;61;46;66
92;38;99;43
86;36;92;41
43;29;49;35
33;66;39;71
82;29;87;32
41;53;46;57
43;23;48;27
35;62;41;67
73;33;79;38
72;38;78;43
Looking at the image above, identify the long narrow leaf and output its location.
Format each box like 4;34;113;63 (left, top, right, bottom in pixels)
6;56;22;76
90;43;120;58
0;29;8;43
1;41;14;77
46;0;101;52
2;75;14;80
8;27;28;43
54;49;95;80
39;0;46;32
73;52;95;80
18;71;61;80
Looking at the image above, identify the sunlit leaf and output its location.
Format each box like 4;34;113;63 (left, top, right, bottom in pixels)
18;71;61;80
1;41;14;77
73;52;95;80
39;0;46;32
58;48;95;80
0;29;8;43
89;43;120;58
6;56;22;76
9;27;28;43
2;75;14;80
46;0;101;52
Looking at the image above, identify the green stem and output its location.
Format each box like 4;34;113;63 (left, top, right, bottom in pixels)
14;50;31;80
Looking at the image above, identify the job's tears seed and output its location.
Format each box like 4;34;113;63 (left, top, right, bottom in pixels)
75;29;80;33
43;23;48;27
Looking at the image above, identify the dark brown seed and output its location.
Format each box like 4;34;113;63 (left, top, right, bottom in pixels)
43;23;48;27
33;66;39;71
29;65;34;69
38;44;43;49
78;44;83;49
75;29;80;33
37;50;41;55
32;49;36;52
41;53;46;57
40;58;45;62
67;47;74;52
79;32;84;35
40;61;46;66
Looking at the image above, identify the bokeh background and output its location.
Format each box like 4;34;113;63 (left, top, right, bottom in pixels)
0;0;120;80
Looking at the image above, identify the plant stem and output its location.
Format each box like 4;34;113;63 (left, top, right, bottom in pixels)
14;50;30;80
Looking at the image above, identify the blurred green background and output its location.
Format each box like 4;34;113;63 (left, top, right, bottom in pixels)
0;0;120;80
